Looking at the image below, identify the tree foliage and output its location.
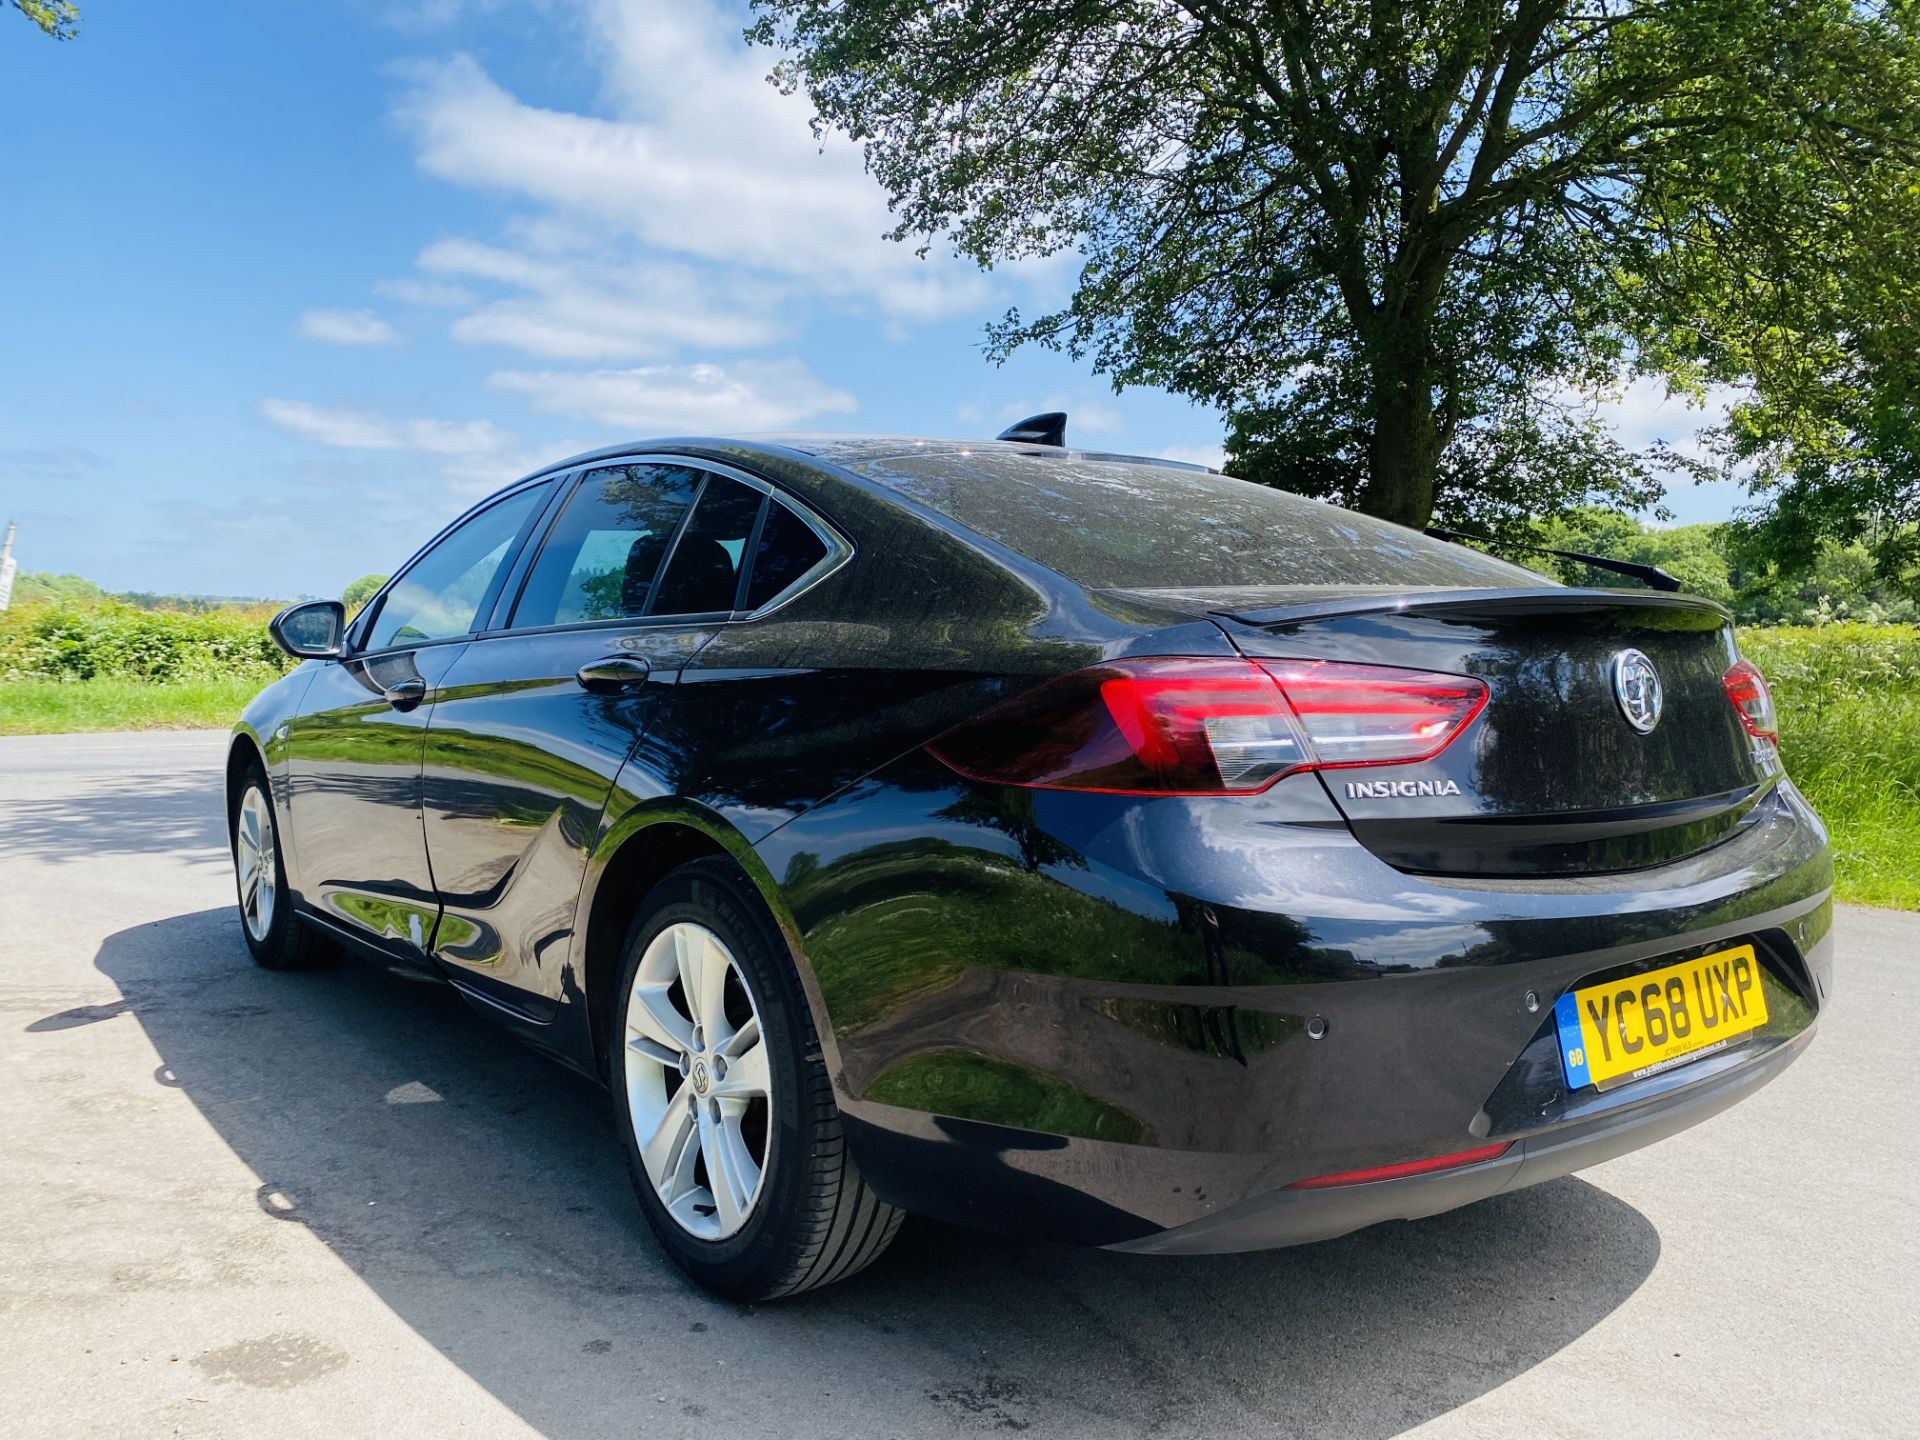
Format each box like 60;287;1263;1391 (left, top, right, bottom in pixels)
8;570;104;607
342;573;389;616
750;0;1920;539
11;1;79;39
1514;507;1917;619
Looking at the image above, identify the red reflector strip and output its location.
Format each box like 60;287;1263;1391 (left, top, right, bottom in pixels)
1284;1141;1513;1190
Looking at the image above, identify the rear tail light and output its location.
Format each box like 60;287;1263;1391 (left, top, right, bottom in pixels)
1722;658;1780;745
927;657;1487;796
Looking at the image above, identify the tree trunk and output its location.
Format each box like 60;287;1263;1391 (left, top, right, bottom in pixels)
1358;352;1442;530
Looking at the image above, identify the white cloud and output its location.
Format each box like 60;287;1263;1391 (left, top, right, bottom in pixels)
1592;375;1732;455
259;398;587;497
1587;376;1752;527
487;359;856;433
391;1;991;323
1160;443;1227;470
419;236;779;359
374;276;477;308
437;444;581;495
298;308;402;346
260;398;512;454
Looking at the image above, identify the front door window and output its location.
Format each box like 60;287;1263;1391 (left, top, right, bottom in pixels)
363;484;548;650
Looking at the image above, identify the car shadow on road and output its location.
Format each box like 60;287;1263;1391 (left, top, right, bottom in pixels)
0;768;228;866
87;908;1661;1439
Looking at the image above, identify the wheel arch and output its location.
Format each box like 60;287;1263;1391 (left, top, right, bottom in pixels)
575;799;804;1080
224;727;267;829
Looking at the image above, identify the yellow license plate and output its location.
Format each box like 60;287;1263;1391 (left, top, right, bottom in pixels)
1554;944;1769;1091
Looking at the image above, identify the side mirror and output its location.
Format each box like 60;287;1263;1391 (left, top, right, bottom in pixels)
269;600;347;660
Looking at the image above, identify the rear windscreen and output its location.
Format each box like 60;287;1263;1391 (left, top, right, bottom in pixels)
847;451;1551;590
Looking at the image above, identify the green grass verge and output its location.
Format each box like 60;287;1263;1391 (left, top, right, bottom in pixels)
1742;625;1920;910
0;677;263;735
1777;695;1920;910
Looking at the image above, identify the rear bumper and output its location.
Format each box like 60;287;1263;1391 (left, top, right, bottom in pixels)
1111;1014;1814;1254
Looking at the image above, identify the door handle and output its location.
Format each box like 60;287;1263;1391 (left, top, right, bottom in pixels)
382;677;428;711
576;655;653;693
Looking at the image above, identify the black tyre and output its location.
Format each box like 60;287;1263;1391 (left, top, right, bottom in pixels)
230;763;333;971
609;857;902;1299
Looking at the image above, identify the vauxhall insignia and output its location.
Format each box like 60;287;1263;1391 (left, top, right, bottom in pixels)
1611;648;1664;733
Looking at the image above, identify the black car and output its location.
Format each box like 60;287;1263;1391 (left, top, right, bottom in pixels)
231;426;1833;1300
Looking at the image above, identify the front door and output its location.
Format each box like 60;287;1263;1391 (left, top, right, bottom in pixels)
285;480;553;964
420;460;765;1015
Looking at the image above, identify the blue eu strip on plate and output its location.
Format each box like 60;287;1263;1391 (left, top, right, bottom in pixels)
1555;992;1592;1091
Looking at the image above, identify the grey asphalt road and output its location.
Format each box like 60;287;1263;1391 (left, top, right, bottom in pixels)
1;729;1915;1440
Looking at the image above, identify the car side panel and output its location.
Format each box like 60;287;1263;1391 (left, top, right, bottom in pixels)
419;623;718;1023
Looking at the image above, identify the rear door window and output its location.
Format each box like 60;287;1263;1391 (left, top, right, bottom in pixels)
744;501;830;611
650;474;765;616
510;464;701;628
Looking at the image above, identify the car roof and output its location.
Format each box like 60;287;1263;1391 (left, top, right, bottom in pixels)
496;431;1548;602
520;433;1215;484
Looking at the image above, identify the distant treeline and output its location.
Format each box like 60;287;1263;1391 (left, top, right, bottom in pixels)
6;570;285;614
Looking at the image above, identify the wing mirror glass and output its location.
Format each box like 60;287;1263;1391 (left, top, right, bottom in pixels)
269;600;347;660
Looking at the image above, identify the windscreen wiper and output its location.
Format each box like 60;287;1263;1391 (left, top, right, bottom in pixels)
1425;525;1683;592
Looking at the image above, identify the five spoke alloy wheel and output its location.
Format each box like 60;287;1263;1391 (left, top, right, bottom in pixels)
623;921;772;1241
235;783;278;943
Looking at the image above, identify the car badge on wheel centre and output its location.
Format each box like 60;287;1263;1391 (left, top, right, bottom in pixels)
1611;648;1663;733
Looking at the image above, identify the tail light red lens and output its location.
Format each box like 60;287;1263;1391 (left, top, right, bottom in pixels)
1722;658;1779;745
928;657;1487;796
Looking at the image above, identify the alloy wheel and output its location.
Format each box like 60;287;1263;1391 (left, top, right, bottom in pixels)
235;784;278;942
623;921;772;1240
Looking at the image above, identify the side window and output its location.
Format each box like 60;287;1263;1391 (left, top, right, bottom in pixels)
362;482;548;651
744;499;830;611
650;474;765;616
510;464;701;629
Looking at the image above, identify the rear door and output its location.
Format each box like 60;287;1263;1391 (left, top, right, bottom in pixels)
418;459;770;1016
284;479;553;963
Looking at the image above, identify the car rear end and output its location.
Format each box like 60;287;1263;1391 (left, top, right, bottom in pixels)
1093;585;1829;1250
754;446;1832;1252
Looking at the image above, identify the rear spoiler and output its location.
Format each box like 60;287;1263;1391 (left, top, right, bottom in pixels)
1425;525;1683;592
1219;586;1731;629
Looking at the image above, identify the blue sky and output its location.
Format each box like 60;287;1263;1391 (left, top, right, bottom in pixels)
0;0;1745;598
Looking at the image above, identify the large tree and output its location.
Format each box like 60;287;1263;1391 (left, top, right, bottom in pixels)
750;0;1920;540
